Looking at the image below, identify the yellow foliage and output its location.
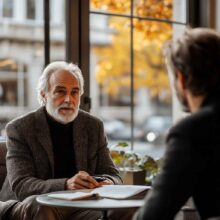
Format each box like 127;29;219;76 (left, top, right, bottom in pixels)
136;0;172;19
104;80;120;96
91;0;130;13
91;0;173;102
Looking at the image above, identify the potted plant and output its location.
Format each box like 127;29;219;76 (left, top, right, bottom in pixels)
110;142;160;185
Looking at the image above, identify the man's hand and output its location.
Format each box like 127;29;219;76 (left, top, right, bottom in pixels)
92;176;114;186
98;178;114;186
65;171;99;190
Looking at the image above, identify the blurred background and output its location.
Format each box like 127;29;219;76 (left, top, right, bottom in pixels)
0;0;219;160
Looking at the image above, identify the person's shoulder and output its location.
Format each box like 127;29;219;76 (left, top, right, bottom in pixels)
6;107;43;128
170;106;214;134
77;109;103;124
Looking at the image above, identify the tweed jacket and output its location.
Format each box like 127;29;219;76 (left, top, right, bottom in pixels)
0;200;17;220
0;107;121;201
134;92;220;220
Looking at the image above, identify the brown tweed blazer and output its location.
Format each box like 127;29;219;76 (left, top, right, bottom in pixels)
0;107;121;201
0;200;18;220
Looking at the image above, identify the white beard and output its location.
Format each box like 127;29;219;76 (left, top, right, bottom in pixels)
46;101;79;124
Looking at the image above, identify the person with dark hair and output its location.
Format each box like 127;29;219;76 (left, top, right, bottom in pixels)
133;28;220;220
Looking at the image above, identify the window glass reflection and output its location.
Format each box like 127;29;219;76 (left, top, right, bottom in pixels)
0;0;66;137
0;59;27;107
50;0;66;61
27;0;35;19
3;0;13;17
92;15;131;107
90;0;130;15
134;0;173;20
90;14;132;146
0;1;44;137
89;0;186;159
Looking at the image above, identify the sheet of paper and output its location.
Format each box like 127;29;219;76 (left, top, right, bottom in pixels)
48;185;151;201
93;185;150;199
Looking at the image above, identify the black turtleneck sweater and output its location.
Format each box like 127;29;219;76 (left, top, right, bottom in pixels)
46;112;76;178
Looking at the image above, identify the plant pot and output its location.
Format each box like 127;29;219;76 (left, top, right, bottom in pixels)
119;168;146;185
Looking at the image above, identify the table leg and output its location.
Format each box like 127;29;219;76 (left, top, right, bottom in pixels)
101;210;108;220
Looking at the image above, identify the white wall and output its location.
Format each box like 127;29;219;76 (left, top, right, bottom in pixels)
216;0;220;32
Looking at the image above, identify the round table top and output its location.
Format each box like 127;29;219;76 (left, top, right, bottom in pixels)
37;191;145;210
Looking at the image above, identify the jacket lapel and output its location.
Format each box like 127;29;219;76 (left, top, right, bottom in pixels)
35;107;55;175
73;111;88;172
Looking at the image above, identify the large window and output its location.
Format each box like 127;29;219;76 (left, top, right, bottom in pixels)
50;0;66;62
27;0;36;20
89;0;187;158
0;0;216;159
0;0;66;136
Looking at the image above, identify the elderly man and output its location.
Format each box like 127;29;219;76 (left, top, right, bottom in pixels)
133;28;220;220
0;61;123;219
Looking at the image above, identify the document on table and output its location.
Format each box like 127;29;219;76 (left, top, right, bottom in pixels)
48;185;151;201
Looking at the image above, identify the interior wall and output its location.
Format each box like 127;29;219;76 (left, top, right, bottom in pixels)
216;0;220;31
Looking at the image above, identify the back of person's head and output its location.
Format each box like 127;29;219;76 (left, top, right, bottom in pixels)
166;27;220;96
37;61;84;106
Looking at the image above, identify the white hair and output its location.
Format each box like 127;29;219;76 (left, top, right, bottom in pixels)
37;61;84;106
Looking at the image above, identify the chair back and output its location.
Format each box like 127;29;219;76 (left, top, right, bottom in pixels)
206;217;220;220
0;141;7;189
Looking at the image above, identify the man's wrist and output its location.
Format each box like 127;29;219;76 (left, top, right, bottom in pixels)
64;178;69;190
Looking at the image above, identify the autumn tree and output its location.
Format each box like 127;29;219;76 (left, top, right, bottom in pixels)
91;0;173;103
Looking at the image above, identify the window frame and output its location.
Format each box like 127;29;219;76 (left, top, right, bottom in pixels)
62;0;212;148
